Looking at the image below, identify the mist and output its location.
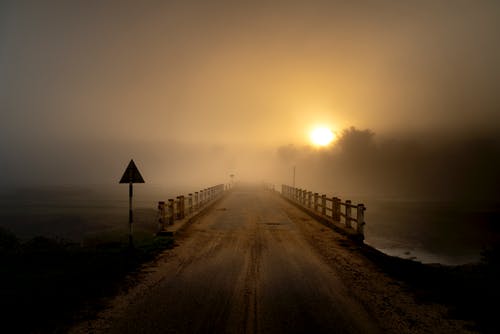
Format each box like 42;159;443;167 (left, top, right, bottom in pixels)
275;127;500;201
1;0;499;195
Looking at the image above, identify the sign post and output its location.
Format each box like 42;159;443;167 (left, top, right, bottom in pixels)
119;159;145;247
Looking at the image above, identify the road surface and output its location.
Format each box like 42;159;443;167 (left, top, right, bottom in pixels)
70;187;475;334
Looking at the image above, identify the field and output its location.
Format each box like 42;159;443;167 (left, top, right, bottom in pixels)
0;226;174;333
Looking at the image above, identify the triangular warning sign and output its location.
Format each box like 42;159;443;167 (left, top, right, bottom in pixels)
119;160;145;183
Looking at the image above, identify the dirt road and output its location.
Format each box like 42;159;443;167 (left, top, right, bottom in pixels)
70;188;475;334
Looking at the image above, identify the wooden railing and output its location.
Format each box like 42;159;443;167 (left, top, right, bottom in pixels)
157;184;229;233
281;184;366;240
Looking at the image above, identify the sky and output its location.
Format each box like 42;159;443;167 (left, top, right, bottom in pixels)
1;0;499;193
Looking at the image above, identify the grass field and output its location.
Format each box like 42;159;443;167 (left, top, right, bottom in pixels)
0;227;174;334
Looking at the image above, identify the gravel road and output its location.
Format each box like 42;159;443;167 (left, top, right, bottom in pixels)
70;187;476;334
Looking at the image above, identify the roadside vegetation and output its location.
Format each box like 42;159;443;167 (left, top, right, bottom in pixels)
0;226;174;334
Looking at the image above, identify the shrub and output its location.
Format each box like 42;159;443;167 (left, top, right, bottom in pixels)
0;227;20;254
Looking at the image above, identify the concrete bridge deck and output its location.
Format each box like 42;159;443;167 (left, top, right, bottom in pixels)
70;187;473;334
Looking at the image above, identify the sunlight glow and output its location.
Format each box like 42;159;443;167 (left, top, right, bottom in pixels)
310;127;335;146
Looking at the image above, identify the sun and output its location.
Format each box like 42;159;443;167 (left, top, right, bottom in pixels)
310;127;335;146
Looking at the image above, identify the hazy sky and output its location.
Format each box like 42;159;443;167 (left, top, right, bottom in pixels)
1;0;499;186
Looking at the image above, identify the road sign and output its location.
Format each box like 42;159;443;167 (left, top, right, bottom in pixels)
119;159;145;247
119;159;145;184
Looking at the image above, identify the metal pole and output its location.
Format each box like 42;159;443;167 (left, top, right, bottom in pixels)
129;182;133;247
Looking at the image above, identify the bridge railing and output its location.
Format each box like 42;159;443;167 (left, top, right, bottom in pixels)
281;184;366;240
157;183;229;233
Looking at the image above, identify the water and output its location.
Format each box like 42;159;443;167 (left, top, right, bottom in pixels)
1;185;499;265
0;184;192;241
358;197;500;265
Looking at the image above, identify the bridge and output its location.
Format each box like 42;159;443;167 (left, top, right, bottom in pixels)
69;185;471;334
156;183;365;242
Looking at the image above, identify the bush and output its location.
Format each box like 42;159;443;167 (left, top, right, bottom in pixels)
0;227;20;254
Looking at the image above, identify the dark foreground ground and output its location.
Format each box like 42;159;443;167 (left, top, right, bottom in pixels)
1;188;499;333
0;228;174;333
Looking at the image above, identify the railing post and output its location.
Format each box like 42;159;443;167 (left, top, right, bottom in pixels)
181;195;185;218
168;199;174;225
357;204;366;236
188;193;193;214
176;196;182;219
158;201;165;232
308;191;312;208
332;197;341;221
302;189;307;205
194;192;199;209
314;193;319;212
345;200;352;228
321;194;326;215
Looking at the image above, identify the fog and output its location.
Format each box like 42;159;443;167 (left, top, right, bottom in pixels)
276;127;500;201
1;0;500;198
